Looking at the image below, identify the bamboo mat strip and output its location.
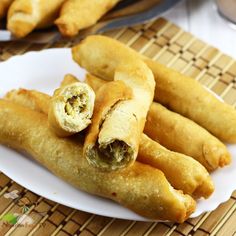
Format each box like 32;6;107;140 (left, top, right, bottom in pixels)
1;18;236;236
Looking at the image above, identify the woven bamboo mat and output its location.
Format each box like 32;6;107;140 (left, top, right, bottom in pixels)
1;18;236;236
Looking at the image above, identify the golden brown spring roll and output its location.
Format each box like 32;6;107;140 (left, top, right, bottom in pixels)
0;100;196;222
142;58;236;143
48;74;95;137
55;0;120;37
145;103;231;171
7;0;65;38
86;73;231;171
85;75;215;198
0;0;13;19
139;135;214;199
72;35;155;171
5;87;214;198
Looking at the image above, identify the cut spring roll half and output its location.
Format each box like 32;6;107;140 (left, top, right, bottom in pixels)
85;74;214;198
0;100;196;222
55;0;120;37
5;74;95;138
5;86;214;198
7;0;65;38
0;0;13;19
85;80;134;170
72;35;155;170
48;74;95;137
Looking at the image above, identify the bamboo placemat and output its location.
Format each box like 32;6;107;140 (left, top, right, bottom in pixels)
1;18;236;236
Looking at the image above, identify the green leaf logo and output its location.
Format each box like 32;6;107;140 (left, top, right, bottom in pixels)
0;213;18;225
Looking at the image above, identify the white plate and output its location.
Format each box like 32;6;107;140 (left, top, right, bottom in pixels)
0;48;236;221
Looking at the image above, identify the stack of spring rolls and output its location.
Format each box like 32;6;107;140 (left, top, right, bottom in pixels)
1;35;235;223
0;0;120;38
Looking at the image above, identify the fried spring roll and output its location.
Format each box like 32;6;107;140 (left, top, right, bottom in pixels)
145;103;231;171
7;0;65;38
142;58;236;143
80;38;236;142
72;35;155;171
55;0;120;37
5;87;214;198
86;73;231;171
48;74;95;137
0;0;13;19
84;81;136;170
0;100;196;222
139;135;214;199
85;75;215;198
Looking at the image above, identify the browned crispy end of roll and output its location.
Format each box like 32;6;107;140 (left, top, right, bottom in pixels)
0;100;196;222
138;134;214;199
145;102;231;171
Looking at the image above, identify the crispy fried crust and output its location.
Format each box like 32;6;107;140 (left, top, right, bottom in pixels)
5;86;214;198
86;73;231;172
72;35;155;171
139;134;214;198
86;73;215;198
143;58;236;143
55;0;120;37
78;38;236;143
0;100;196;222
7;0;65;37
145;103;231;171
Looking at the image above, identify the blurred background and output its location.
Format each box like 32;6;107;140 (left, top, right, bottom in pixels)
164;0;236;58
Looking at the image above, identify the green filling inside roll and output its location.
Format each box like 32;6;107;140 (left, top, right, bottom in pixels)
65;94;87;117
87;140;134;171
